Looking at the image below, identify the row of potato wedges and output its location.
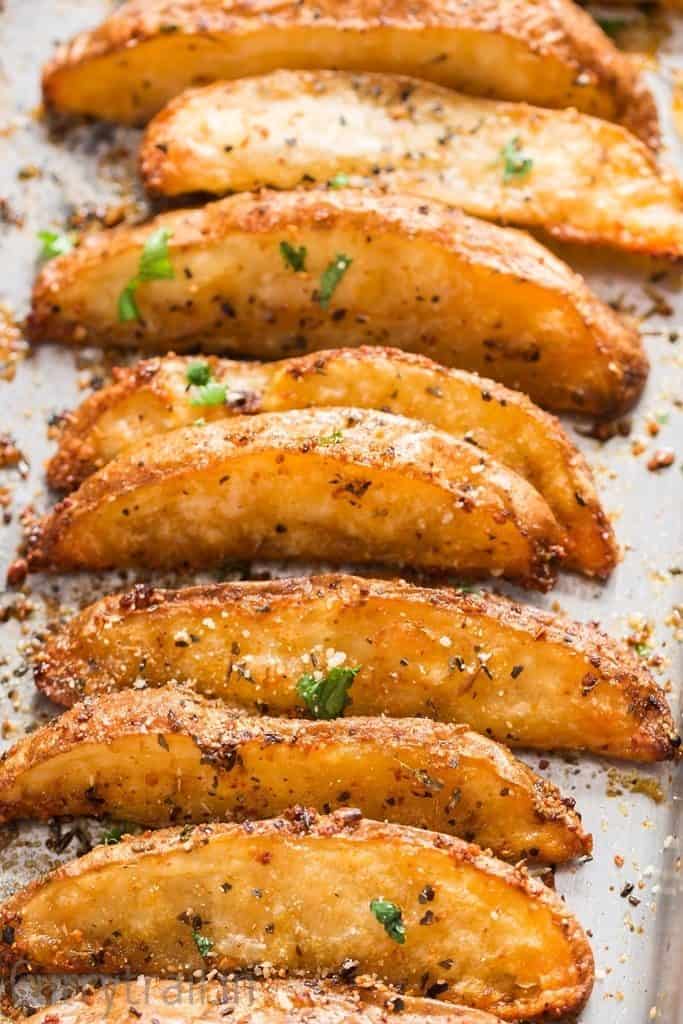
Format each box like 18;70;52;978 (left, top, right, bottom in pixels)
3;2;679;1022
0;569;677;1019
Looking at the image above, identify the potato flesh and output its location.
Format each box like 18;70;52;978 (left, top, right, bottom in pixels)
33;578;676;761
29;192;646;418
0;693;589;862
42;0;655;144
28;410;562;588
3;823;591;1020
141;70;682;256
48;350;615;577
29;978;505;1024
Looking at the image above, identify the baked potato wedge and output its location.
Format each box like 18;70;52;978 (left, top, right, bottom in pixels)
28;190;646;419
28;978;505;1024
41;0;656;145
25;409;564;589
0;810;595;1020
140;70;682;258
0;687;590;864
47;348;616;578
33;575;679;761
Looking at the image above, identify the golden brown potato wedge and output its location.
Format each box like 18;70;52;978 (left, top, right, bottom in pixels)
0;810;595;1020
47;348;617;578
25;408;564;589
33;575;679;761
41;0;656;145
140;71;682;257
28;190;646;419
0;687;591;864
28;978;505;1024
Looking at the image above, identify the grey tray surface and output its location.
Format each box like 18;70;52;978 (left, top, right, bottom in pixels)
0;1;681;1020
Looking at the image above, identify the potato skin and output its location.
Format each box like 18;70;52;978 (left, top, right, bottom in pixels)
28;190;646;418
0;810;595;1021
25;408;564;589
33;575;679;762
0;687;590;864
28;978;505;1024
41;0;657;146
47;348;616;578
140;70;679;257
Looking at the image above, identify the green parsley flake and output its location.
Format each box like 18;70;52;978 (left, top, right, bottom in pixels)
280;241;307;272
190;380;227;407
186;361;212;386
318;253;352;308
192;931;214;958
501;137;533;184
370;899;406;944
296;665;360;719
596;17;626;39
37;229;74;261
328;172;350;189
101;822;139;844
317;429;344;446
118;228;175;323
634;642;651;658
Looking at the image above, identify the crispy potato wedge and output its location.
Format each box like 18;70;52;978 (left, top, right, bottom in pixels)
0;810;595;1020
25;409;564;589
33;575;679;761
28;190;646;418
47;348;616;578
29;978;505;1024
140;70;682;258
0;687;590;863
41;0;656;144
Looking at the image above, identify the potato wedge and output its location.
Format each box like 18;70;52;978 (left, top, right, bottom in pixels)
140;71;682;257
0;810;595;1020
25;409;564;589
33;575;679;761
0;687;590;863
28;978;505;1024
41;0;657;145
28;190;646;419
47;348;616;578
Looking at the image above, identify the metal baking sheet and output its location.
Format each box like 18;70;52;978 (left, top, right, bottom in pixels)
0;1;681;1020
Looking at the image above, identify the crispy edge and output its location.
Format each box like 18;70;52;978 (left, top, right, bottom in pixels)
31;575;680;761
44;347;617;578
28;190;647;418
25;410;565;589
40;0;657;146
0;809;596;1020
26;978;506;1024
0;686;592;860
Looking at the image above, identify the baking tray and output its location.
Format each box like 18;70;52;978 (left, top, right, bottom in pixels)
0;1;681;1020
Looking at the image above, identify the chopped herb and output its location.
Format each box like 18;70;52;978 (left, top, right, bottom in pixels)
192;931;214;958
501;137;533;184
455;581;478;593
596;16;626;39
318;253;352;308
102;824;125;845
190;381;227;407
280;241;307;272
186;361;212;386
317;429;344;446
328;172;350;189
296;665;360;719
370;899;406;944
634;642;650;657
37;229;74;261
118;228;175;323
656;413;669;425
